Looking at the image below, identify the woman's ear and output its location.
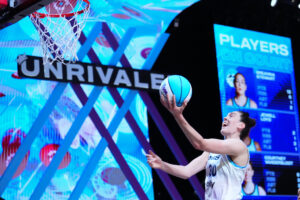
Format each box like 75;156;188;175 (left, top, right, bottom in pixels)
238;122;246;131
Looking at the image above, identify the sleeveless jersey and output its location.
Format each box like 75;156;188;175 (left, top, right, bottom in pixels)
242;184;260;196
232;97;251;108
205;153;248;200
247;139;257;152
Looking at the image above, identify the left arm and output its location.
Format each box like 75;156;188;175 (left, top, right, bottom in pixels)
174;113;246;156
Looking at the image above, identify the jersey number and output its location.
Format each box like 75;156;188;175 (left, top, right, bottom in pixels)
208;164;217;177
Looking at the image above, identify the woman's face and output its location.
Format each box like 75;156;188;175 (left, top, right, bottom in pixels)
221;111;243;137
234;74;247;95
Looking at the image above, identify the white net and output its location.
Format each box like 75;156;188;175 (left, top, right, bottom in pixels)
30;0;90;65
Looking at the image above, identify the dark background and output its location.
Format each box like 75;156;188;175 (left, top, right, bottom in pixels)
148;0;300;199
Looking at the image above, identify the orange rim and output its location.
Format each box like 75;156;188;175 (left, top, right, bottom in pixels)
31;0;90;18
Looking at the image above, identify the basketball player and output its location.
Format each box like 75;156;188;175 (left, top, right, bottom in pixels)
242;161;266;196
240;122;261;152
226;72;258;109
243;134;261;152
146;95;254;200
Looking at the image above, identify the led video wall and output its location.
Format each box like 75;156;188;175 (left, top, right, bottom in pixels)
0;0;200;199
214;24;300;199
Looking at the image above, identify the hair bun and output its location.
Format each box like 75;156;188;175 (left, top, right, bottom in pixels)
248;117;256;128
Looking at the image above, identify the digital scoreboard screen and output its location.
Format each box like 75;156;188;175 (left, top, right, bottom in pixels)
214;24;300;199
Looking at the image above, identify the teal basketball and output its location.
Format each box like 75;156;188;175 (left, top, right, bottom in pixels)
159;75;192;107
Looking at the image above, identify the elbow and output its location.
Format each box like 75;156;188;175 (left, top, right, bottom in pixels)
184;171;195;179
192;143;202;150
180;167;192;180
181;173;192;180
191;140;206;151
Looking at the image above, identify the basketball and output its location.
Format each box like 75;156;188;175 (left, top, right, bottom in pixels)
159;75;192;107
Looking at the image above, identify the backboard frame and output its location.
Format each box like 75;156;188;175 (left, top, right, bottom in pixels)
0;0;55;30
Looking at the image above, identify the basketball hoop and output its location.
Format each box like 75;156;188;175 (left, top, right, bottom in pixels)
30;0;90;65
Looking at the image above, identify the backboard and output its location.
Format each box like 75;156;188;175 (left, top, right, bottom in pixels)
0;0;55;30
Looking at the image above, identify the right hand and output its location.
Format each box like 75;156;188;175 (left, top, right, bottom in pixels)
146;150;163;169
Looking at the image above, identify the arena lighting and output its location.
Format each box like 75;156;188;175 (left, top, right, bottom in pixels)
271;0;278;7
270;0;300;7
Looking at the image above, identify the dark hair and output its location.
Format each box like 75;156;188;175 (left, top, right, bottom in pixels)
238;111;256;140
234;72;246;85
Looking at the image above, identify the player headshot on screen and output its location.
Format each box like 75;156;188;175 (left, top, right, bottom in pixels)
146;95;255;200
242;161;266;196
298;188;300;200
226;72;258;109
239;119;261;152
243;135;261;152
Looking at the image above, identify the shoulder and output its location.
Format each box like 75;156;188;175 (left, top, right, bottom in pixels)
227;138;248;147
226;98;233;105
225;138;248;154
258;185;267;195
249;99;258;108
254;141;262;151
225;139;249;166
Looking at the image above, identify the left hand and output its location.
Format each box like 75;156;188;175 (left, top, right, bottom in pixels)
160;94;188;117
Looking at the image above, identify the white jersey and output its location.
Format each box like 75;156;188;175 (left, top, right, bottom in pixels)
205;153;248;200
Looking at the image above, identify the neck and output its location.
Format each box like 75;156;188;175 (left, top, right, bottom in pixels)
224;133;240;140
235;93;246;98
234;95;248;106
